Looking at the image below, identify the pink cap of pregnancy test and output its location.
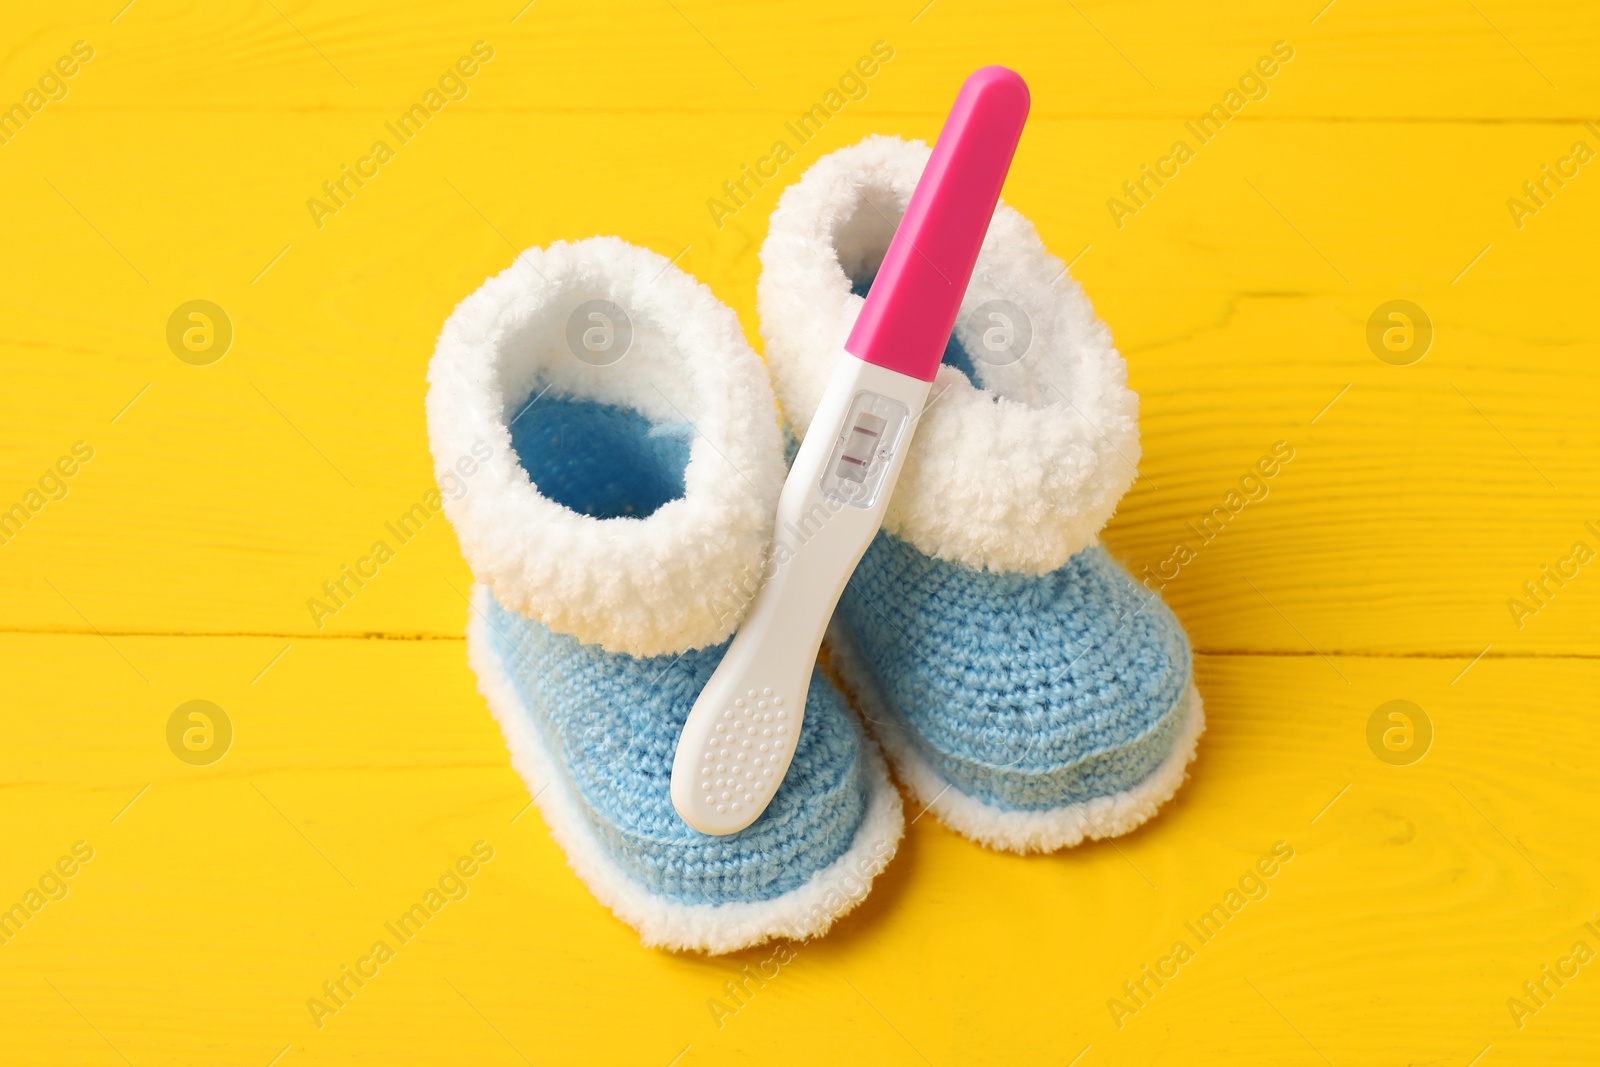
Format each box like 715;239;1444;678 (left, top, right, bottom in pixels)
845;66;1030;382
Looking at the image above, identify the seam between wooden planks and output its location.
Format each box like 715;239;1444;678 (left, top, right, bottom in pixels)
0;628;1596;660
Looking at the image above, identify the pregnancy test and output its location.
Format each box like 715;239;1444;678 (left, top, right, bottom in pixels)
671;66;1031;835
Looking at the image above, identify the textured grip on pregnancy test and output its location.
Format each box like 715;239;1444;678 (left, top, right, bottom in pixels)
845;66;1031;382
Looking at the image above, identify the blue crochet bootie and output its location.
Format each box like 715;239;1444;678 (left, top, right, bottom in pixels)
759;137;1202;853
426;237;901;951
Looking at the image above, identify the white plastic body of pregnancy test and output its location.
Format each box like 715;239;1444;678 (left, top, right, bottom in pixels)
669;65;1030;835
669;352;931;836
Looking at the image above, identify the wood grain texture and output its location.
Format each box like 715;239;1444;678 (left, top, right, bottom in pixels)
2;640;1595;1064
0;0;1596;1062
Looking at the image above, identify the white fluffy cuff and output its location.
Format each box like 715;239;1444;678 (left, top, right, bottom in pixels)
758;135;1139;576
426;237;786;657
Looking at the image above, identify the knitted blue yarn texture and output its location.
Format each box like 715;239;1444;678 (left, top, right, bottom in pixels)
486;393;870;905
830;275;1192;812
837;534;1191;811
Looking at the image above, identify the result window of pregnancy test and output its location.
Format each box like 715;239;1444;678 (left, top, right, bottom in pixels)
819;391;909;509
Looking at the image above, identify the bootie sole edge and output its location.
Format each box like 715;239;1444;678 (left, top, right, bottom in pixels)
827;617;1203;855
467;585;906;954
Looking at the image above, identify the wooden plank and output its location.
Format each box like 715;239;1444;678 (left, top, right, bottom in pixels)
0;636;1593;1063
2;107;1595;649
10;0;1598;119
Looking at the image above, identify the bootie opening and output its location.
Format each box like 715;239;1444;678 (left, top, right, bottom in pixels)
510;396;690;520
428;236;786;656
760;134;1142;575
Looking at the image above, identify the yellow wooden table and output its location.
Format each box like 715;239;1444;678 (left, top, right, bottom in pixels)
3;1;1597;1063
